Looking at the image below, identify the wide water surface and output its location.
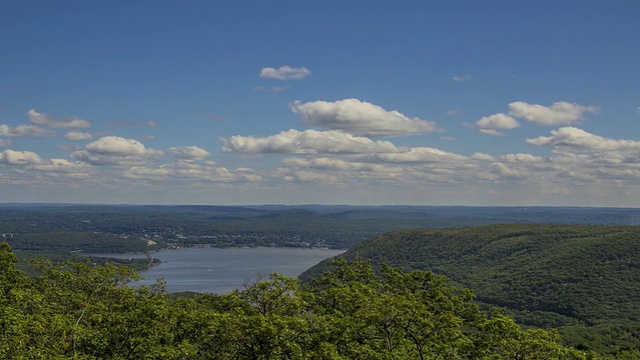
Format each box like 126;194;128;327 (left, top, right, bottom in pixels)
96;247;344;294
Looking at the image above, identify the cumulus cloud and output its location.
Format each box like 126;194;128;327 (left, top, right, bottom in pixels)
276;159;382;184
478;129;506;136
65;131;93;141
0;149;44;165
278;159;420;186
27;109;91;129
72;136;163;166
508;101;597;126
168;146;211;159
281;157;385;172
490;162;523;178
221;129;400;154
500;153;545;163
124;162;260;183
0;124;55;137
475;113;519;136
259;66;311;80
290;98;442;137
86;136;149;156
275;151;489;186
526;126;640;151
372;147;468;163
31;158;87;172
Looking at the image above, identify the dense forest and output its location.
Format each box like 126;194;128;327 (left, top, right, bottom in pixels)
2;242;629;359
302;224;640;354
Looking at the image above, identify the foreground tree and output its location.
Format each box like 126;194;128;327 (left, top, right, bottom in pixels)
0;243;612;359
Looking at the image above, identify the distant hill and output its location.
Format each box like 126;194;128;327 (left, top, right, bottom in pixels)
301;224;640;353
2;204;640;250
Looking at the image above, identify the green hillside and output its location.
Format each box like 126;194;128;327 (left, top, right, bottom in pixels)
1;242;594;359
301;224;640;353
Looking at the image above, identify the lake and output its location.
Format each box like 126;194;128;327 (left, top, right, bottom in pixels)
94;247;344;294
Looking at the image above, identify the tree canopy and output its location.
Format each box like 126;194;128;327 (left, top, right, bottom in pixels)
302;224;640;354
0;242;606;359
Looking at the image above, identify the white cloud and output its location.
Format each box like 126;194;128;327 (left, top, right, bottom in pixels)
168;146;211;159
526;126;640;151
72;136;163;166
275;159;402;185
290;98;442;137
27;109;91;129
259;66;311;80
0;149;44;165
65;131;93;141
490;162;523;178
372;147;468;163
508;101;597;126
0;139;12;147
452;74;473;82
476;114;520;129
478;129;506;136
0;124;56;137
86;136;149;156
282;157;390;173
124;162;260;183
221;129;401;154
500;153;545;163
475;113;519;136
31;158;87;172
440;136;457;141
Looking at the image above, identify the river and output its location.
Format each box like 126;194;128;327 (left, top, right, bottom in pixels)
93;247;344;294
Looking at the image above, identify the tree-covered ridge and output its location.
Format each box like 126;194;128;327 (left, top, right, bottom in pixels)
301;224;640;354
0;242;610;359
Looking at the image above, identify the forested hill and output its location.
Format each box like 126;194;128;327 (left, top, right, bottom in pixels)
301;224;640;354
0;242;596;359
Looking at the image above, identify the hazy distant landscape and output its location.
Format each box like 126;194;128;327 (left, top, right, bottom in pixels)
3;203;640;252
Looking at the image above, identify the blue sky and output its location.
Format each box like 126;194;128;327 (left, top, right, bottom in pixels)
1;0;640;206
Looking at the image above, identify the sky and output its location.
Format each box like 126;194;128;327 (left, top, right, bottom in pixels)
1;0;640;206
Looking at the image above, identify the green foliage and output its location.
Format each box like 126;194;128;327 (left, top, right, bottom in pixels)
0;243;593;359
302;225;640;354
